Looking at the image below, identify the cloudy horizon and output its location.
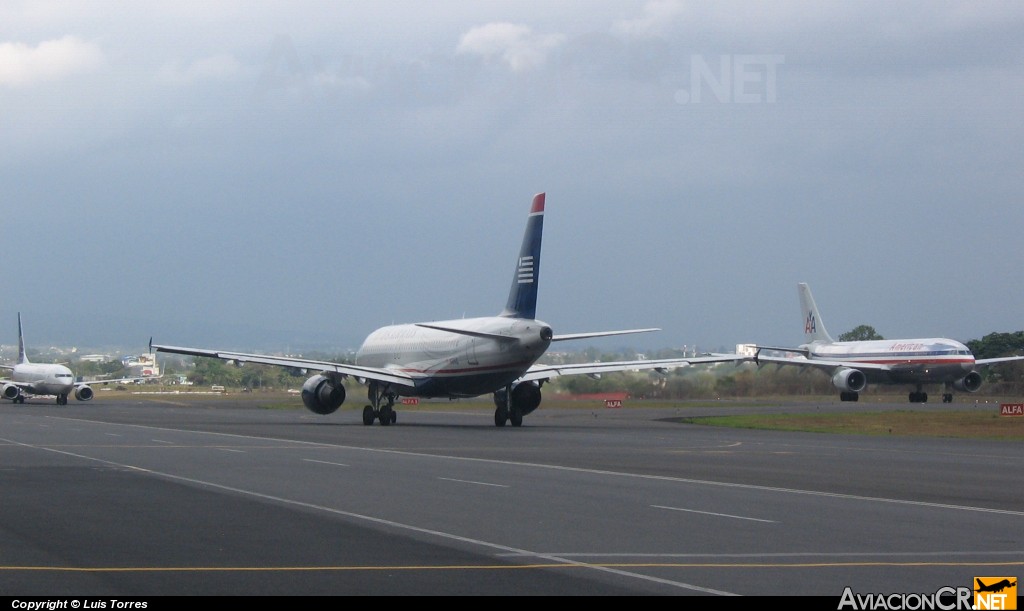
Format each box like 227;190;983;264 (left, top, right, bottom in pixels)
2;1;1022;356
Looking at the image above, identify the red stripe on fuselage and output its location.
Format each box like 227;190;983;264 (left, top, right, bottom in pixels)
813;356;975;366
394;359;536;377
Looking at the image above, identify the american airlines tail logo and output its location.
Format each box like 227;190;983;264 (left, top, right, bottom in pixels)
805;313;816;334
517;256;535;284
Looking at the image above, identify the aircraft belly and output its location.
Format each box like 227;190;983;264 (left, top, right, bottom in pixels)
360;338;543;399
883;363;971;384
410;370;524;399
23;383;70;396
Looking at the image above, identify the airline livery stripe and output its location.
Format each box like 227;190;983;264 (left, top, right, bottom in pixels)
812;357;975;365
395;360;536;377
529;193;545;214
517;256;535;283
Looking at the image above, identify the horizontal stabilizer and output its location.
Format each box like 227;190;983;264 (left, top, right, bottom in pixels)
552;328;660;342
414;323;519;341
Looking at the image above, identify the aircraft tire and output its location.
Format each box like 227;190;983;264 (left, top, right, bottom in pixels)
510;410;523;427
494;407;507;427
362;405;375;425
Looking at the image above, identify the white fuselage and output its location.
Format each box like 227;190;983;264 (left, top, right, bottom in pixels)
355;316;553;398
805;338;976;383
11;362;77;396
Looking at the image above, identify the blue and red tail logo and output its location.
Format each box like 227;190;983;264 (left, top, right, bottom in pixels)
501;193;545;319
805;313;816;334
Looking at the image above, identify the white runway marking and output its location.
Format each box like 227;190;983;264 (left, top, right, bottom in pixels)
651;504;777;523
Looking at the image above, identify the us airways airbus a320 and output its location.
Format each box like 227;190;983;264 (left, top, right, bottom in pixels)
753;283;1024;403
153;192;746;427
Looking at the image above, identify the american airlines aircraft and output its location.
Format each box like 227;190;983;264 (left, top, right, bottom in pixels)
753;283;1024;403
153;192;746;427
1;313;143;405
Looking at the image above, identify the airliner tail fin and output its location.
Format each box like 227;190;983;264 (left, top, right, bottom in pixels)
798;283;834;344
500;193;545;319
17;313;29;364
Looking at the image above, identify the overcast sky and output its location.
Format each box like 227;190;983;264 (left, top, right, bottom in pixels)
2;1;1022;355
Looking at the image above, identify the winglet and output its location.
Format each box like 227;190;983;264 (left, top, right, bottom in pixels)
500;193;545;319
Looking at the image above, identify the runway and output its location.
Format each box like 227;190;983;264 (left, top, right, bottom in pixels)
1;394;1021;597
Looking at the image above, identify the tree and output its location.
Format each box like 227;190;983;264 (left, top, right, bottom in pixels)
838;325;883;341
966;331;1024;384
967;331;1024;359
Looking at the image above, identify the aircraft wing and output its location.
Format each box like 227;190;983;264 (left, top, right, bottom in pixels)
0;379;37;389
552;328;660;342
81;375;164;386
150;343;417;387
975;355;1024;366
752;353;892;372
518;354;750;383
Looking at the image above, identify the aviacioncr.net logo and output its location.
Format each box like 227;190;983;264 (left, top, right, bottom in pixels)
973;577;1017;610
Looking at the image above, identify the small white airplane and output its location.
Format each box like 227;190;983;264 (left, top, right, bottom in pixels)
753;282;1024;403
153;192;747;426
1;313;146;405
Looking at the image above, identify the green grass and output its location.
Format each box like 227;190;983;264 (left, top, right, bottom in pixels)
110;388;1024;440
676;411;1024;440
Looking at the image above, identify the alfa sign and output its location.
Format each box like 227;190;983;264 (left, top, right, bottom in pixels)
1000;403;1023;416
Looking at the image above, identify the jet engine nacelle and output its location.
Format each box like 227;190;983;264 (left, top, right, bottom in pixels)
831;368;867;393
74;384;94;401
493;381;543;417
953;371;983;393
301;374;346;415
2;383;21;400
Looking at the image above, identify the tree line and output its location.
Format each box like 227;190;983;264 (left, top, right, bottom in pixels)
60;328;1024;400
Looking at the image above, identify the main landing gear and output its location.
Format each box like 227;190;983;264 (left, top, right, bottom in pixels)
362;383;398;426
908;384;928;403
56;394;69;406
910;384;957;402
494;384;523;428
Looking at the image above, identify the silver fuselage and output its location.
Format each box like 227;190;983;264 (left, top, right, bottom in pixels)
805;338;976;384
355;316;553;398
11;362;77;396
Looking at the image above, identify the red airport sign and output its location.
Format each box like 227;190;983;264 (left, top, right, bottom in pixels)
605;399;623;409
1000;403;1023;416
401;398;420;405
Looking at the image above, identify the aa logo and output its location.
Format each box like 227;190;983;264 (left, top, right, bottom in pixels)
974;577;1017;610
805;313;816;334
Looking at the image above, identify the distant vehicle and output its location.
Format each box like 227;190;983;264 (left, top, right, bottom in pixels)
1;314;144;405
153;192;746;427
753;283;1024;403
